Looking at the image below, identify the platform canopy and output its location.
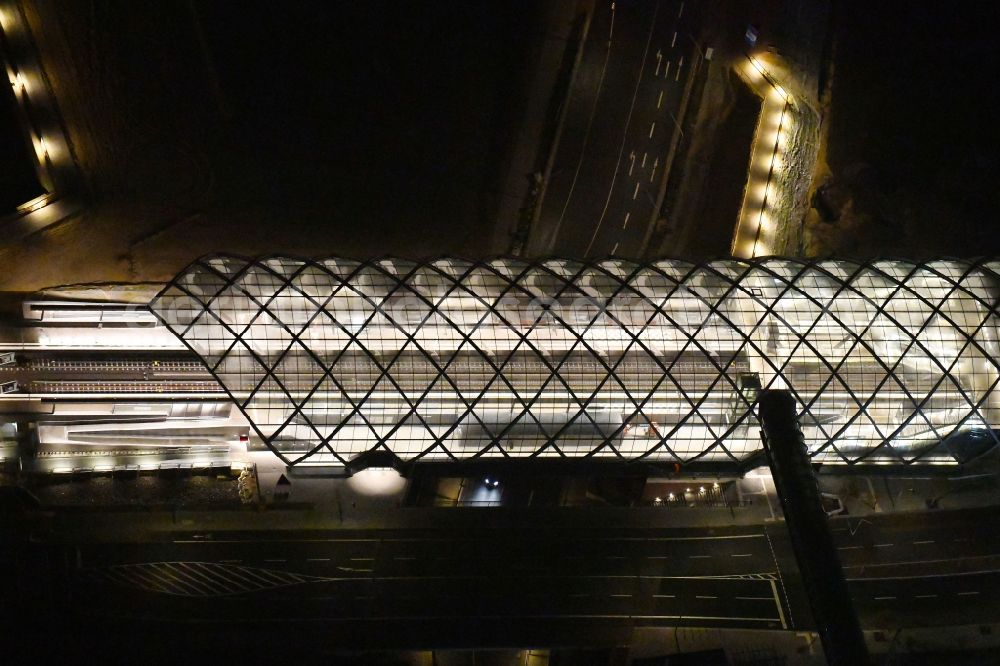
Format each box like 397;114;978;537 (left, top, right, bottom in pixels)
149;255;1000;468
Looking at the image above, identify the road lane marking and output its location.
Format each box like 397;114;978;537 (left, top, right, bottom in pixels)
838;546;862;551
649;121;656;138
731;554;752;558
769;579;788;629
307;558;330;562
654;594;675;598
611;594;632;598
632;183;639;200
695;595;717;599
848;566;1000;581
637;615;779;622
550;0;617;248
671;32;677;48
623;212;631;228
678;2;684;19
649;157;659;182
675;58;683;81
765;529;793;629
657;90;664;108
688;555;711;559
845;553;1000;573
611;242;619;255
663;62;670;79
957;591;980;596
915;594;938;599
584;0;661;256
913;540;935;545
875;543;894;548
264;559;286;563
874;596;897;601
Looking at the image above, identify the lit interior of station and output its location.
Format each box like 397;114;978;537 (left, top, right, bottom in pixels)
3;254;997;477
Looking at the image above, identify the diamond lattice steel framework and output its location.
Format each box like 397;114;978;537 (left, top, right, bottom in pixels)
148;255;1000;467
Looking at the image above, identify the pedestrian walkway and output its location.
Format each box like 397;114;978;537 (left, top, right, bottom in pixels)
731;56;792;258
0;0;84;240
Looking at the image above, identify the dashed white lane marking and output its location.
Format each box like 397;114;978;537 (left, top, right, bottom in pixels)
648;121;656;138
731;554;753;558
671;31;677;48
654;594;675;598
632;183;639;200
875;543;894;548
838;546;862;551
696;595;717;599
623;212;630;228
913;540;935;545
611;242;620;255
657;90;664;108
264;559;286;563
307;558;330;562
611;593;632;598
874;596;897;601
678;2;684;19
769;578;788;629
688;555;711;559
915;594;938;599
641;152;648;167
957;591;980;596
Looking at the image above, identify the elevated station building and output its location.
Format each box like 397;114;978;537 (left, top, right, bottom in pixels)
2;255;999;477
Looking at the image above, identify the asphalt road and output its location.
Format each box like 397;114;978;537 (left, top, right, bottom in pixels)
832;508;1000;626
71;526;791;631
14;504;1000;641
530;0;700;259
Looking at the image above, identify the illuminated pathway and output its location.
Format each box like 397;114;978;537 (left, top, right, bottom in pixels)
0;1;82;237
731;56;794;259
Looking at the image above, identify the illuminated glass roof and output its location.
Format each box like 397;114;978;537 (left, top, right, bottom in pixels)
149;255;1000;467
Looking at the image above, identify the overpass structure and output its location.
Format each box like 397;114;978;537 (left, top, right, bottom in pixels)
2;255;999;475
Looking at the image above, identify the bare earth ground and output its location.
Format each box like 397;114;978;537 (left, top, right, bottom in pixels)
650;0;827;260
1;0;536;292
806;1;1000;258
